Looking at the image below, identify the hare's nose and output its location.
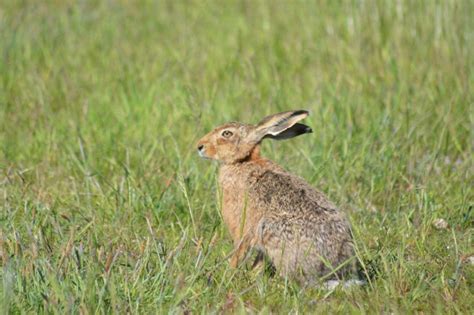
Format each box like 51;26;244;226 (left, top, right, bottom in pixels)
197;144;204;151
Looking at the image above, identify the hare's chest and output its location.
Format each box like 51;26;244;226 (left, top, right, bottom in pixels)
218;167;259;240
219;177;247;240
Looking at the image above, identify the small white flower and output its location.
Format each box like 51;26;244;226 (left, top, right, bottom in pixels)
432;218;448;230
465;255;474;266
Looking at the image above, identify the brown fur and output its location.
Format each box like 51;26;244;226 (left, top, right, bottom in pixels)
197;111;356;285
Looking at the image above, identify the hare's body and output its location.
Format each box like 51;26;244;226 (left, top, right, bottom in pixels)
219;150;355;284
197;111;357;285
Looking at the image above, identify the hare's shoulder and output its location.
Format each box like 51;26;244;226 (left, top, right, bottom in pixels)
247;168;339;214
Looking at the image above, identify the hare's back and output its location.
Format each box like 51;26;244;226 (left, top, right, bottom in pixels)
248;169;340;216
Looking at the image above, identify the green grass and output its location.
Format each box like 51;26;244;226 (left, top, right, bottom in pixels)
1;0;473;313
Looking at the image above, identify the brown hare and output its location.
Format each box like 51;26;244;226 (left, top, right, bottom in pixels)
197;110;361;287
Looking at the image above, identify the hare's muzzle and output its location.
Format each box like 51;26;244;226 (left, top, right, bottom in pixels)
197;144;206;158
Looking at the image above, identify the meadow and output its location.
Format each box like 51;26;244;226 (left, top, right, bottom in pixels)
1;0;473;313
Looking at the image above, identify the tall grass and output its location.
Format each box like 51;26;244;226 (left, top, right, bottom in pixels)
1;0;473;313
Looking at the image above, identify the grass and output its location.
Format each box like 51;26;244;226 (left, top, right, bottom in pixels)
0;0;473;313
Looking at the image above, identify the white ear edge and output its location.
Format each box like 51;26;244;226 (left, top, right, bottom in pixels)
267;130;281;136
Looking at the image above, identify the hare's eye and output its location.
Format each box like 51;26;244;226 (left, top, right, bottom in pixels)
221;130;233;138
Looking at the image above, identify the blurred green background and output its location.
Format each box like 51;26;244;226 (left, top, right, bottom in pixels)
1;0;473;313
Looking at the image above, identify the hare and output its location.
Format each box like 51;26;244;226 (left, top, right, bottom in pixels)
197;110;359;286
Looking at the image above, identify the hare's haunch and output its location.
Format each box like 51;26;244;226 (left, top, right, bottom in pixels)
197;110;357;285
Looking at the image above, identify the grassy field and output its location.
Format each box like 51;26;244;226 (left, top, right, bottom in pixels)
1;0;473;313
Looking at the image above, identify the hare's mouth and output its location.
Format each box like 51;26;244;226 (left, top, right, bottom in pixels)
198;148;211;159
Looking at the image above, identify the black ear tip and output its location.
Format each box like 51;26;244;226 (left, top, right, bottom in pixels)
292;109;310;117
306;127;313;133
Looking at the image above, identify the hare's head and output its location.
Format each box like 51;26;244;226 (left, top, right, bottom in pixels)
197;110;312;164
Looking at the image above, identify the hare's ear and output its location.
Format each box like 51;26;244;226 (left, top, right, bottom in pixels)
250;110;311;142
265;123;312;140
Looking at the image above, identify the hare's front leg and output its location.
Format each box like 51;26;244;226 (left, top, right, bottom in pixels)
230;234;254;268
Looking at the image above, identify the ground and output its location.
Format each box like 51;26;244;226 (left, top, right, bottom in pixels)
1;1;473;313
